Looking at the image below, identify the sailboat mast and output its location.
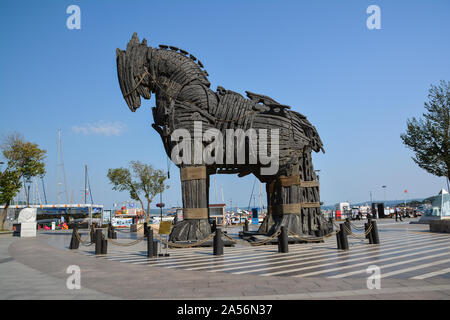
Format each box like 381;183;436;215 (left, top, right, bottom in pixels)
84;164;87;205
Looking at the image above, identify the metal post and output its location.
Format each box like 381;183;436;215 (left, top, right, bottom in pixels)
370;220;380;244
278;226;289;253
144;222;148;237
90;225;95;243
365;222;374;244
345;218;351;231
153;240;158;257
101;238;107;254
339;223;349;250
147;227;154;258
94;229;102;255
336;227;342;250
244;219;249;232
213;228;224;256
69;227;79;249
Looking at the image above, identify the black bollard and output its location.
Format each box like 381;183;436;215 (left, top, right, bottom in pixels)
69;227;80;249
144;222;148;237
336;227;342;250
365;222;374;244
211;219;217;233
213;228;224;256
101;239;108;254
339;223;349;250
147;227;154;258
153;240;158;257
345;218;351;232
278;226;289;253
90;226;95;243
370;220;380;244
244;219;249;232
107;223;112;239
94;229;102;255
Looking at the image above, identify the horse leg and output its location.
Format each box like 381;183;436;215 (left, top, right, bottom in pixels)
169;166;212;242
301;151;332;236
257;179;276;234
263;152;332;239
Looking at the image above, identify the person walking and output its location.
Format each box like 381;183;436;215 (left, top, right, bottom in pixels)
395;207;403;222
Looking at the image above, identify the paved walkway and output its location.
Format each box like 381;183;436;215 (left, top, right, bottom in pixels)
1;218;450;299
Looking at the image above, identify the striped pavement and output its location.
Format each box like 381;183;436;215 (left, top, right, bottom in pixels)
77;223;450;280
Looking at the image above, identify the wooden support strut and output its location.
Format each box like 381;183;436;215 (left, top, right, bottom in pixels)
272;202;321;215
267;175;320;215
180;166;207;181
268;175;320;192
183;208;208;219
181;166;208;219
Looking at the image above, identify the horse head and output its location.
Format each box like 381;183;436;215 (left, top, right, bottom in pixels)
116;32;154;112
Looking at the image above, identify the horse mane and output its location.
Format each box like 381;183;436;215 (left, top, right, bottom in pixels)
155;44;210;87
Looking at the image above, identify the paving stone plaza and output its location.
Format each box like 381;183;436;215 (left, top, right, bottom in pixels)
1;218;450;300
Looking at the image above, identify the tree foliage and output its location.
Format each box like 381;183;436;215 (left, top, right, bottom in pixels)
107;161;168;220
401;81;450;182
0;133;46;229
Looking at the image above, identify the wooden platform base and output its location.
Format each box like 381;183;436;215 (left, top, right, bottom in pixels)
169;219;211;242
258;213;333;238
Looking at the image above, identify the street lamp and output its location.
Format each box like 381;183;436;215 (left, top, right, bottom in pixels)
156;192;165;222
382;186;387;204
25;177;32;207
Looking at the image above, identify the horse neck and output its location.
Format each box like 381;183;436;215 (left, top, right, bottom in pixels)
150;49;209;100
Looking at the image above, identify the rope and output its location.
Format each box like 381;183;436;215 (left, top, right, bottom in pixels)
287;230;336;242
343;223;373;239
348;221;366;230
154;232;217;248
73;229;94;246
124;70;150;97
249;230;281;246
114;224;145;233
108;236;146;247
222;232;237;243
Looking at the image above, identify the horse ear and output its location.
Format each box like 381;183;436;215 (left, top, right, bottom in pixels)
131;32;139;44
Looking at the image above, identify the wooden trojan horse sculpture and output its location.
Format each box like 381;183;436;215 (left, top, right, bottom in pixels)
116;33;332;243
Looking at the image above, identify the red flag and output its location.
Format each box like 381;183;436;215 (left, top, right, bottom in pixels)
404;190;408;193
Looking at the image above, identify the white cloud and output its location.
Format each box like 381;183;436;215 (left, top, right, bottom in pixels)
72;120;127;136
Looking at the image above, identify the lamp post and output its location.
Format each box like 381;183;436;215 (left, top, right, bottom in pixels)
26;177;32;207
156;193;165;222
382;186;387;204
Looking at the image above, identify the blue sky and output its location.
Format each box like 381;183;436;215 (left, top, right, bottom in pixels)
1;0;449;209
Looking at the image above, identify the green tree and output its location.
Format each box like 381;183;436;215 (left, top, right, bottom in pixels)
107;161;168;221
0;133;46;230
401;81;450;188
